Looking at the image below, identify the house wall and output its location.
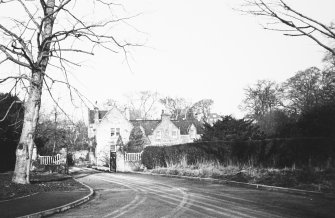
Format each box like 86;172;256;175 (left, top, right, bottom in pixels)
150;116;181;146
91;108;203;166
95;109;133;166
148;118;201;146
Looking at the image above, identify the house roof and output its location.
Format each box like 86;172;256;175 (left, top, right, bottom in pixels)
172;119;204;134
89;108;204;135
130;120;160;135
131;118;204;135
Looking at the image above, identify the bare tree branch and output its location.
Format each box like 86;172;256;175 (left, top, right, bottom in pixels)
241;0;335;56
0;100;21;122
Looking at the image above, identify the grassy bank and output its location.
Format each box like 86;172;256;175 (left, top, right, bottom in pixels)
149;159;335;193
0;172;87;200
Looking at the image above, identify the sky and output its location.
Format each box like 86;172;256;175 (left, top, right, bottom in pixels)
1;0;335;121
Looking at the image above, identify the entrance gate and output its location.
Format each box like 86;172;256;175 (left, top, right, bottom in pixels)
110;152;116;172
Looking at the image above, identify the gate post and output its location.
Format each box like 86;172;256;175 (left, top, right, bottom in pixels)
115;135;125;172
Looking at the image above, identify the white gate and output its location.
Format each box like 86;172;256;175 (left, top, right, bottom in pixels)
39;154;61;165
125;152;142;162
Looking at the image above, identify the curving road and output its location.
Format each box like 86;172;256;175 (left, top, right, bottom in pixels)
53;168;335;218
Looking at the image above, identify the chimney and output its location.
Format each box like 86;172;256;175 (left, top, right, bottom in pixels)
161;110;171;121
125;107;130;120
94;101;99;124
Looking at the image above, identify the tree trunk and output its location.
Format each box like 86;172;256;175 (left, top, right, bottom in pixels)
12;70;43;184
12;0;55;184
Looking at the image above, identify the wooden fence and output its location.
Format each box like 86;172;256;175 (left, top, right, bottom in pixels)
125;152;142;162
39;154;61;165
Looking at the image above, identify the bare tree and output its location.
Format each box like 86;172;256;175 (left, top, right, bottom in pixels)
125;90;159;119
283;67;335;115
191;99;214;121
159;96;192;120
0;0;141;184
241;0;335;56
240;80;282;120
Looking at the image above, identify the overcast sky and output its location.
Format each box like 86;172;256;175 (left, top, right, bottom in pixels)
1;0;335;120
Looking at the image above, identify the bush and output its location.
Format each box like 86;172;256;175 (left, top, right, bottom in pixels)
142;137;335;169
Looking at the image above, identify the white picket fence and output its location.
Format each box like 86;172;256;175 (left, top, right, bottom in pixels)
125;152;142;162
39;154;61;165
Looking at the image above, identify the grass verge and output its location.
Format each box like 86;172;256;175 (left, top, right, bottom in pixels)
0;171;87;201
149;160;335;193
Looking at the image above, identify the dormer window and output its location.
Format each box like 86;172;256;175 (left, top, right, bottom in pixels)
156;131;161;140
189;125;197;139
111;128;115;136
172;130;177;138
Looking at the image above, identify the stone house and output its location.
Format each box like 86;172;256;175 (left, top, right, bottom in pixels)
88;106;203;166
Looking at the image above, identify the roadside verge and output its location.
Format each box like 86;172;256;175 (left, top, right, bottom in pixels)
20;178;94;218
131;171;335;199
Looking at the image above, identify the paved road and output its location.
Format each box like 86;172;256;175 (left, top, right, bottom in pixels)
53;168;335;218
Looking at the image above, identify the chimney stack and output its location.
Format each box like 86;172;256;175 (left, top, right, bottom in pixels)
94;101;99;124
125;107;130;120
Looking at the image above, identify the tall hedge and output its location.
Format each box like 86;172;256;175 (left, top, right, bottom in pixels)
142;137;335;169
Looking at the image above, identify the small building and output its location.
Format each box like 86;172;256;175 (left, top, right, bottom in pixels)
88;106;203;166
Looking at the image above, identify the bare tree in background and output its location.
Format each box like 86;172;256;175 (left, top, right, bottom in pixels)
0;0;141;184
241;0;335;57
191;99;214;121
159;96;191;120
240;80;282;120
125;91;159;119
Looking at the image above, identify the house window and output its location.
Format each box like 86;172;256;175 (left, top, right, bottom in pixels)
156;131;161;140
189;126;196;139
111;128;120;136
172;130;177;138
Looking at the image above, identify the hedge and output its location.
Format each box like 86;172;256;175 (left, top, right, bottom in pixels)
142;137;335;169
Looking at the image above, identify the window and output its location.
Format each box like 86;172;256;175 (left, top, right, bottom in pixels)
156;131;161;140
172;130;177;138
111;128;120;136
189;126;197;139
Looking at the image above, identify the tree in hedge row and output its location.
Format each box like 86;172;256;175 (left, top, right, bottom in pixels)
126;126;149;153
200;115;264;142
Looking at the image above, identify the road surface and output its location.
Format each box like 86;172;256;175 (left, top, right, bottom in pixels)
53;168;335;218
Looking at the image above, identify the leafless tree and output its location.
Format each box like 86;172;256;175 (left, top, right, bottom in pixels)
240;80;282;120
241;0;335;56
191;99;214;121
159;96;192;120
0;0;142;184
125;90;159;120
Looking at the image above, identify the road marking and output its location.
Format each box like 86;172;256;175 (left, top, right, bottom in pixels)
99;175;253;218
109;174;287;218
92;175;147;218
80;169;286;218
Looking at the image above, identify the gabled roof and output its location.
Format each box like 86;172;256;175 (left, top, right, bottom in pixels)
88;110;108;124
131;118;204;135
130;120;160;135
89;108;204;135
172;119;204;134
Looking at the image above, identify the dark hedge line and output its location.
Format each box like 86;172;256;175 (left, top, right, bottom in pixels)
142;137;335;169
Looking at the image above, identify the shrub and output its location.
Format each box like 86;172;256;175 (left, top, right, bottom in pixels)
142;137;335;169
